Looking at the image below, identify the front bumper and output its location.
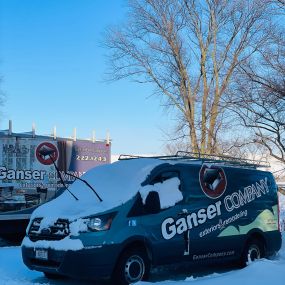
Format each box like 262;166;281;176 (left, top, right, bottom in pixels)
22;243;121;280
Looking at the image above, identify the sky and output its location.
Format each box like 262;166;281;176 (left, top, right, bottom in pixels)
0;0;173;155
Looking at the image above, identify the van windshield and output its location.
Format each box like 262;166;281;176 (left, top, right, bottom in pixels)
30;158;163;220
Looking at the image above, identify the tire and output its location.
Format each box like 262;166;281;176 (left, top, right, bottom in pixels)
112;247;151;285
240;238;265;267
43;272;64;279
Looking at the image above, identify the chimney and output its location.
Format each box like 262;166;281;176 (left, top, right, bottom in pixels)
73;128;77;142
106;130;110;146
32;122;36;138
8;120;12;136
92;130;96;143
53;126;57;140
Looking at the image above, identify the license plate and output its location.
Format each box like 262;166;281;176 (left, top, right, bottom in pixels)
35;249;48;260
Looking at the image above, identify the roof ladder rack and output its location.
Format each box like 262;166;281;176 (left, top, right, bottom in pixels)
175;151;270;168
118;152;270;169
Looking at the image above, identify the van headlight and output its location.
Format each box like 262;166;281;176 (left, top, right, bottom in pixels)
87;212;116;232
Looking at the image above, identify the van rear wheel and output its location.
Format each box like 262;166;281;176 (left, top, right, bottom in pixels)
113;247;150;285
241;238;265;266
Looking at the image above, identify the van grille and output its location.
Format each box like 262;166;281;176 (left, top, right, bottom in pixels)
28;218;70;242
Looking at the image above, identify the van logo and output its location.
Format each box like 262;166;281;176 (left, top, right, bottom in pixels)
36;142;58;165
199;165;227;199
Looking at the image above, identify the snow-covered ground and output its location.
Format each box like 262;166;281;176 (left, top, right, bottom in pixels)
0;233;284;285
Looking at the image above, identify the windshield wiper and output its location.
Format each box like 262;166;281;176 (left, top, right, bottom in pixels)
38;148;79;201
64;172;103;202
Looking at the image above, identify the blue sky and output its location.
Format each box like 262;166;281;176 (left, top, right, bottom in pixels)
0;0;173;154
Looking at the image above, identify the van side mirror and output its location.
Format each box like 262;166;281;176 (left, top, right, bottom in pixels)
144;191;161;214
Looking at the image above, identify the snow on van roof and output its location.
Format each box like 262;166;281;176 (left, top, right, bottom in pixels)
31;158;165;221
30;156;264;223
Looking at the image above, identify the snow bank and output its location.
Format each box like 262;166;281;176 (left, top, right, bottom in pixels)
0;247;46;285
1;233;285;285
279;193;285;231
30;158;163;221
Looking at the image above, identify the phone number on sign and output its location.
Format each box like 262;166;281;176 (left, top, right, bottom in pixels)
76;155;107;162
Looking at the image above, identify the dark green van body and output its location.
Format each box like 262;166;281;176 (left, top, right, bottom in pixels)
22;161;282;280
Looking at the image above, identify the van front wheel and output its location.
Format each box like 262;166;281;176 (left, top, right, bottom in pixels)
113;247;150;285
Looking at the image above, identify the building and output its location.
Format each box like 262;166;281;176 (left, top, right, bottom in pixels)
0;124;111;241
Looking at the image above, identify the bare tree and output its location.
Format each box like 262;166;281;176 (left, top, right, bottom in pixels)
275;0;285;8
105;0;276;154
231;26;285;163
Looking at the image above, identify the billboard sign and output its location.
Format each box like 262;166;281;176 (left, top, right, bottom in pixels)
0;136;110;215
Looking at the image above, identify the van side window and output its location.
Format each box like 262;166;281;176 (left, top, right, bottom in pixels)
127;194;145;217
128;172;181;217
128;192;162;217
144;191;161;214
181;167;204;202
150;171;179;185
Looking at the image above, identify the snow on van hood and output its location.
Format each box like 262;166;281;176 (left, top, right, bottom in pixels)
30;158;164;221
